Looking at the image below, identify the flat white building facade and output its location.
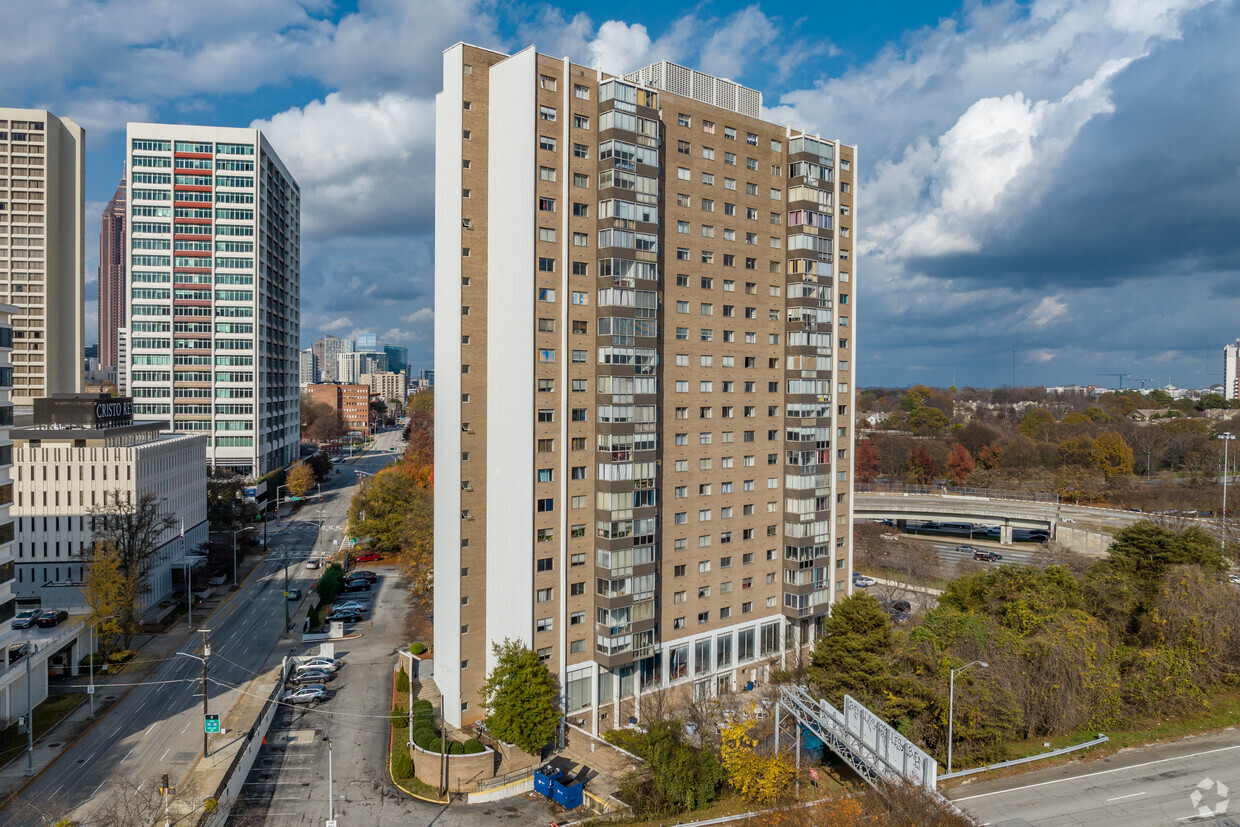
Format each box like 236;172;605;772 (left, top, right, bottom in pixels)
0;109;85;409
123;124;300;477
12;411;207;608
1225;340;1239;401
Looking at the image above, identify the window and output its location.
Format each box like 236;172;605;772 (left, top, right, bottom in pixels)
677;193;690;207
538;288;555;302
538;318;555;332
537;588;553;602
703;120;715;134
574;143;589;158
539;227;556;243
678;113;691;127
572;202;589;217
677;220;690;234
573;172;588;187
573;114;590;129
537;557;554;572
539;106;556;121
574;84;590;99
702;147;715;160
540;75;557;90
536;498;554;512
539;135;557;151
572;291;588;305
539;166;556;182
571;582;585;596
573;232;588;247
538;257;555;272
539;197;556;212
678;167;691;180
537;438;554;452
702;172;715;185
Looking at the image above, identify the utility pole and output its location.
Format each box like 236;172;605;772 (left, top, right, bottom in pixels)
185;560;193;629
201;628;211;758
283;550;291;632
326;734;335;824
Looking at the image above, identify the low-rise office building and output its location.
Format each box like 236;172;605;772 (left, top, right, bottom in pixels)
306;383;371;438
11;394;207;609
361;370;407;404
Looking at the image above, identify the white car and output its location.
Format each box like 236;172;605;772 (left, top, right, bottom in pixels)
282;685;328;704
305;559;320;570
295;657;344;673
329;601;366;615
853;574;877;588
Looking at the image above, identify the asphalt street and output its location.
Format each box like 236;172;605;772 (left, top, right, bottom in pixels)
232;560;565;827
4;429;406;825
950;728;1240;826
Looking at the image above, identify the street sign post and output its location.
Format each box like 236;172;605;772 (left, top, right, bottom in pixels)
204;714;220;734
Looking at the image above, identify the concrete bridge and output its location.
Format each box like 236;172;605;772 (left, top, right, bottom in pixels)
854;484;1144;555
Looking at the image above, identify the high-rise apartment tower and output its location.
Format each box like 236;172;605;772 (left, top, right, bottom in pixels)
435;46;857;730
123;124;300;477
99;178;127;369
0;304;16;622
0;109;85;409
1225;340;1239;400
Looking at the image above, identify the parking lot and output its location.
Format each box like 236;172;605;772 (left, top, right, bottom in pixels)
233;565;567;825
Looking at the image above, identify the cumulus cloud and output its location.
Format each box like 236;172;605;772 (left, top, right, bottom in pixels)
253;92;435;238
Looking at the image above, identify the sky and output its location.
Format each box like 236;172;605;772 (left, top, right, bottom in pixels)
3;0;1238;388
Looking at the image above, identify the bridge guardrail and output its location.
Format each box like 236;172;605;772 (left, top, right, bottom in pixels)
857;482;1059;504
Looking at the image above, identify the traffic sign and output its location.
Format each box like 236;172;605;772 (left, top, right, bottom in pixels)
204;714;220;734
288;495;304;502
326;821;337;827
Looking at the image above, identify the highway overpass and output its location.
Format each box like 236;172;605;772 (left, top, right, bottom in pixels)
854;484;1148;553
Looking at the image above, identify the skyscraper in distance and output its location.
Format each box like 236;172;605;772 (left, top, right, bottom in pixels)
0;108;85;408
123;123;300;477
383;343;408;377
1225;340;1239;400
99;178;127;369
435;46;857;731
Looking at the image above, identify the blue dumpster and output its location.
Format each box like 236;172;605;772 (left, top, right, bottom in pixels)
552;777;584;810
534;766;561;798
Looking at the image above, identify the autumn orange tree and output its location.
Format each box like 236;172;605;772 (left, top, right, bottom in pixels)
286;460;317;498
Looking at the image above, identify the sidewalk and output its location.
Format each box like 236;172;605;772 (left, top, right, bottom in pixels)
0;523;292;805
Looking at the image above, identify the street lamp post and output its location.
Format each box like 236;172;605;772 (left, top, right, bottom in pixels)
947;660;989;775
88;615;117;718
24;642;39;776
326;734;334;823
1218;433;1234;554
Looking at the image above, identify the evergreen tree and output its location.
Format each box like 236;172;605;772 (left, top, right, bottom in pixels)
481;639;560;754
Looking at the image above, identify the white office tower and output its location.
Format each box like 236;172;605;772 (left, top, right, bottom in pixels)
0;109;85;409
0;304;15;622
124;124;301;477
1225;340;1239;400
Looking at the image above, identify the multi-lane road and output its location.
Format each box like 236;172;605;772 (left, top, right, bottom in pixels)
950;727;1240;825
4;429;407;825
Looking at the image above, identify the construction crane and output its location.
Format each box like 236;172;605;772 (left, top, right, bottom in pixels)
1137;378;1158;390
1099;373;1130;390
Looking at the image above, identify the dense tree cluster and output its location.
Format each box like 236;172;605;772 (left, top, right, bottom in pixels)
808;521;1238;767
347;390;434;594
858;385;1240;508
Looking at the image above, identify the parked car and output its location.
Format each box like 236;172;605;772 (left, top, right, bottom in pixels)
12;609;39;629
346;570;378;582
305;559;320;570
973;549;1003;562
296;657;343;673
330;610;363;624
329;601;366;614
283;686;328;704
852;574;877;588
8;643;30;664
36;609;69;628
342;579;371;592
353;551;382;563
289;668;335;685
287;588;303;601
955;545;978;554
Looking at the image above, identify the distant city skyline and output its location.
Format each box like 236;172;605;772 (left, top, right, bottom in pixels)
3;0;1236;386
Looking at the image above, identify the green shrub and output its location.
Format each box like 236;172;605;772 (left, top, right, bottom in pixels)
413;699;433;713
414;729;441;752
391;709;408;729
462;738;485;754
391;747;413;779
448;740;465;755
410;642;425;655
395;666;410;693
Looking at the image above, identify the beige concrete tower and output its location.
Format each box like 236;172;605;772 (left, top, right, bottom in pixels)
435;46;857;731
0;109;86;408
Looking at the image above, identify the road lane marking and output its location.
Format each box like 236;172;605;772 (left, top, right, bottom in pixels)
953;743;1240;802
1107;791;1147;802
160;747;171;761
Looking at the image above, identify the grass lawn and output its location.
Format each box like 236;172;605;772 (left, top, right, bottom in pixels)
0;694;87;766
